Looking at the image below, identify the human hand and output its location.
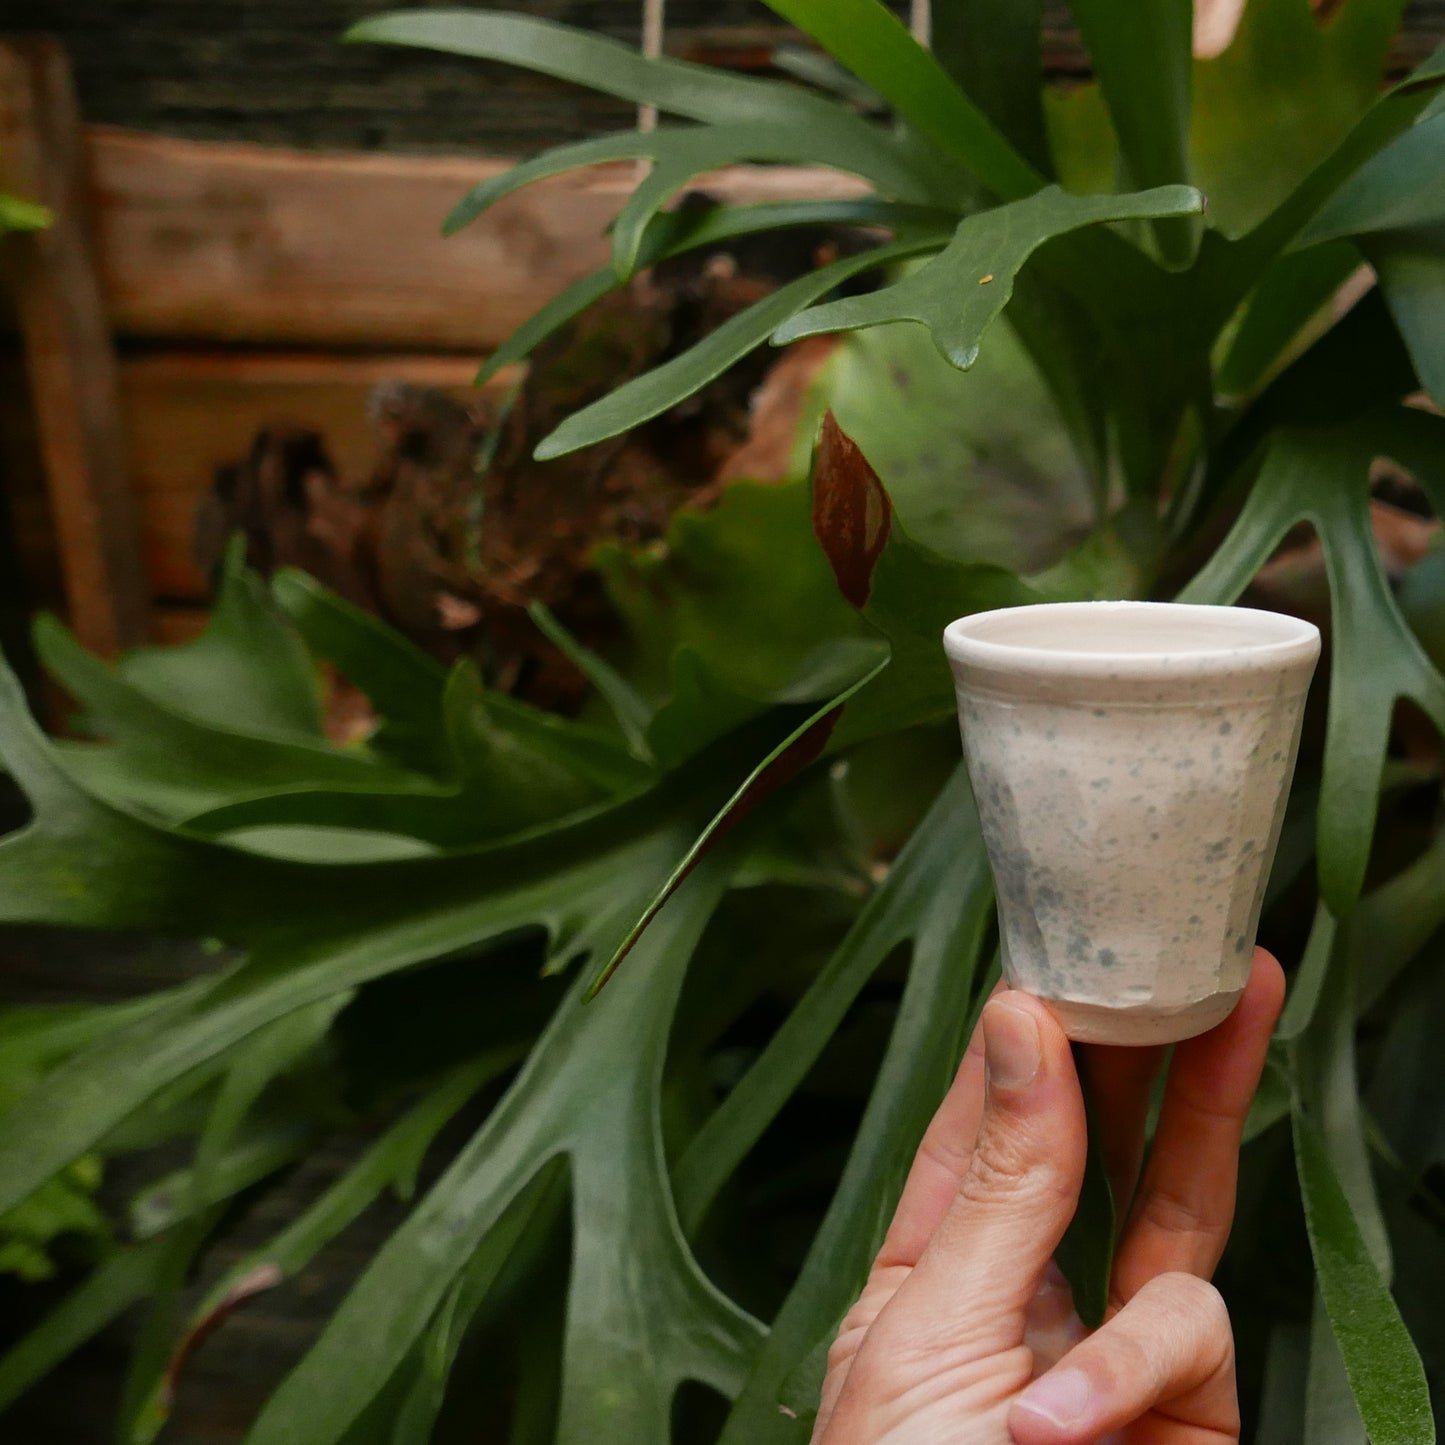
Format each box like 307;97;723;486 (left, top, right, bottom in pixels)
811;949;1286;1445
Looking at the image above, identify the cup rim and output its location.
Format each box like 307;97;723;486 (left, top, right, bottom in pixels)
943;601;1321;680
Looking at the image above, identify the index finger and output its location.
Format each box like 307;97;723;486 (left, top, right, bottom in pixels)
1109;947;1285;1305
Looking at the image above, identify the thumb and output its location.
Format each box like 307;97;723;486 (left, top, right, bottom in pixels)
879;993;1087;1354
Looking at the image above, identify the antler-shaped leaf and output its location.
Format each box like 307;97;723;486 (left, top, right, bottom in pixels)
347;6;953;206
1180;417;1445;912
773;185;1204;367
0;647;746;1215
247;853;763;1445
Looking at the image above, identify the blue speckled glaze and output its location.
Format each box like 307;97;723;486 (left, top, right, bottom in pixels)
944;602;1320;1045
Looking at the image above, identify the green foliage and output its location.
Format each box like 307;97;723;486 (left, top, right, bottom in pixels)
742;0;1039;198
771;183;1205;362
0;190;50;233
1191;0;1410;236
534;236;951;458
1068;0;1196;260
1299;110;1445;405
1180;416;1445;911
795;319;1096;569
1294;1112;1434;1445
4;2;1445;1441
0;141;51;240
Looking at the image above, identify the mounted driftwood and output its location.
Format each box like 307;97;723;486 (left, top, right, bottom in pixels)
192;217;853;711
0;53;864;660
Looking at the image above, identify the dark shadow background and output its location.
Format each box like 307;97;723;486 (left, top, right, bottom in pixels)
0;0;891;153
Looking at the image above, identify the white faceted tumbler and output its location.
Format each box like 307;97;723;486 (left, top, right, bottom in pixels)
943;602;1320;1045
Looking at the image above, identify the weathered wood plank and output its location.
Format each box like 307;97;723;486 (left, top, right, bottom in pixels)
90;131;614;350
0;39;150;655
86;128;863;349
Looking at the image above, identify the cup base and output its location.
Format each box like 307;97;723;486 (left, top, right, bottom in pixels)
1039;988;1245;1046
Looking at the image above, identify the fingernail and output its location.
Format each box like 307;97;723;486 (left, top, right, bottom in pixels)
1015;1368;1092;1427
983;1000;1041;1090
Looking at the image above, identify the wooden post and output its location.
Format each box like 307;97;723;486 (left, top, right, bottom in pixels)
0;37;149;654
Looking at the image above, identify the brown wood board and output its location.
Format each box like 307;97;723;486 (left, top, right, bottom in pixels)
85;128;865;350
0;40;150;653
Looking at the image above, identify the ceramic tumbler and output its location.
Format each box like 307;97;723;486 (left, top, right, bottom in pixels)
943;601;1320;1045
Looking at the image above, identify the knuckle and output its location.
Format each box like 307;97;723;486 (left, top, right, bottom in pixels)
825;1264;909;1374
1170;1274;1233;1341
1175;1078;1251;1132
1092;1325;1155;1396
955;1143;1016;1205
1131;1177;1233;1251
955;1117;1069;1209
832;1269;903;1340
1139;1273;1235;1373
